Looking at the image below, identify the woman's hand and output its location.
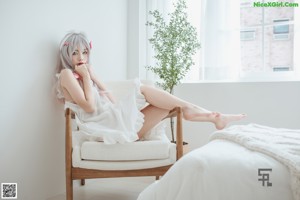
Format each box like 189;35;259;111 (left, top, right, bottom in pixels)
84;65;116;103
74;64;90;79
60;68;95;113
86;64;96;81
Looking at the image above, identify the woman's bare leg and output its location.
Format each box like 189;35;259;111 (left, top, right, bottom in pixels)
140;85;246;129
140;85;210;113
138;105;169;139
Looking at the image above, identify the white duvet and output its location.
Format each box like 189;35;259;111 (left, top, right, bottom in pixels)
138;124;298;200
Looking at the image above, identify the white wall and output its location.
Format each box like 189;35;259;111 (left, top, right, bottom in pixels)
0;0;127;199
173;81;300;150
127;0;147;79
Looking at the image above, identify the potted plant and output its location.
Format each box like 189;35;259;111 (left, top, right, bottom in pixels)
146;0;200;146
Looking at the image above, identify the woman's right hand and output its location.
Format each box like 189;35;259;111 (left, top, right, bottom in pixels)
74;64;90;79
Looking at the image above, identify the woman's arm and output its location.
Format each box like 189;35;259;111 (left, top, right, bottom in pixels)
88;65;116;103
60;68;95;113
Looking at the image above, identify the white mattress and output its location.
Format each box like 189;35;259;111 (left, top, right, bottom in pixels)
138;139;294;200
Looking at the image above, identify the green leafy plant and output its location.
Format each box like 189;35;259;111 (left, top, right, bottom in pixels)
146;0;200;94
146;0;200;142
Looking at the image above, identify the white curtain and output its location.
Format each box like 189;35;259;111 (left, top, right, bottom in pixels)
146;0;173;80
184;0;202;82
202;0;241;80
146;0;241;81
146;0;202;82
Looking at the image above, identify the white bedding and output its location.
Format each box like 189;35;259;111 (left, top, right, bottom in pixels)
210;123;300;199
137;139;294;200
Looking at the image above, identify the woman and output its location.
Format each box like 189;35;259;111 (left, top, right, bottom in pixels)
55;32;245;144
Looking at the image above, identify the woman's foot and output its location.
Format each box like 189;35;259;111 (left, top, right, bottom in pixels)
182;106;246;130
213;113;246;130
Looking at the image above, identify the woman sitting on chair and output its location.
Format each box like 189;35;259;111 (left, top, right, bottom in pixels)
55;32;246;144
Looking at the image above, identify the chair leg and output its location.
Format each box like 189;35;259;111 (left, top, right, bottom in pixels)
81;179;85;186
66;178;73;200
155;176;160;180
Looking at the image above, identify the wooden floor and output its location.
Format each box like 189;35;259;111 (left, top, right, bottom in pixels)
47;177;154;200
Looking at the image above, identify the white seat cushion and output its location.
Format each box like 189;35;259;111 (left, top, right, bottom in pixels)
72;143;177;170
81;140;171;161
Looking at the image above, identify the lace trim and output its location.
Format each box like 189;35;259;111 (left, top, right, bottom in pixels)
55;73;65;99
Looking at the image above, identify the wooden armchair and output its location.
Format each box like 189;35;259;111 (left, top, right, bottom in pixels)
64;82;183;200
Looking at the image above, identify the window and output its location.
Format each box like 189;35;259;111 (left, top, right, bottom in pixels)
146;0;299;82
240;0;295;78
241;29;256;41
273;66;290;71
185;0;299;82
273;19;290;40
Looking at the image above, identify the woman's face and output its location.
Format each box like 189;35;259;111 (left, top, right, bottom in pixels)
71;46;88;67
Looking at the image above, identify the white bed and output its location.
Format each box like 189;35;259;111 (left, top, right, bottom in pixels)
138;124;300;200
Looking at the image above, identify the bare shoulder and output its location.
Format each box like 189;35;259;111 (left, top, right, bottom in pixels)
60;69;76;86
60;68;74;79
60;68;73;77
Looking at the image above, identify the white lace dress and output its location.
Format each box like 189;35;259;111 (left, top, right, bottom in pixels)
56;74;146;144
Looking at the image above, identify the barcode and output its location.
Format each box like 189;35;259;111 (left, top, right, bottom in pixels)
1;183;17;199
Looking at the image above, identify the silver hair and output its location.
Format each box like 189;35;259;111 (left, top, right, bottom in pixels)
54;32;91;102
56;32;91;73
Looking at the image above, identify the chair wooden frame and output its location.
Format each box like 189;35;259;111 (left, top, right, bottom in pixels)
65;107;183;200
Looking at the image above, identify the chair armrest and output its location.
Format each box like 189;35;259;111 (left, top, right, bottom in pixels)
164;107;184;160
65;108;73;175
164;107;181;119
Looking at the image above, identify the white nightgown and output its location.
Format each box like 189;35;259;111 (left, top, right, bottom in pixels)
56;74;146;144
